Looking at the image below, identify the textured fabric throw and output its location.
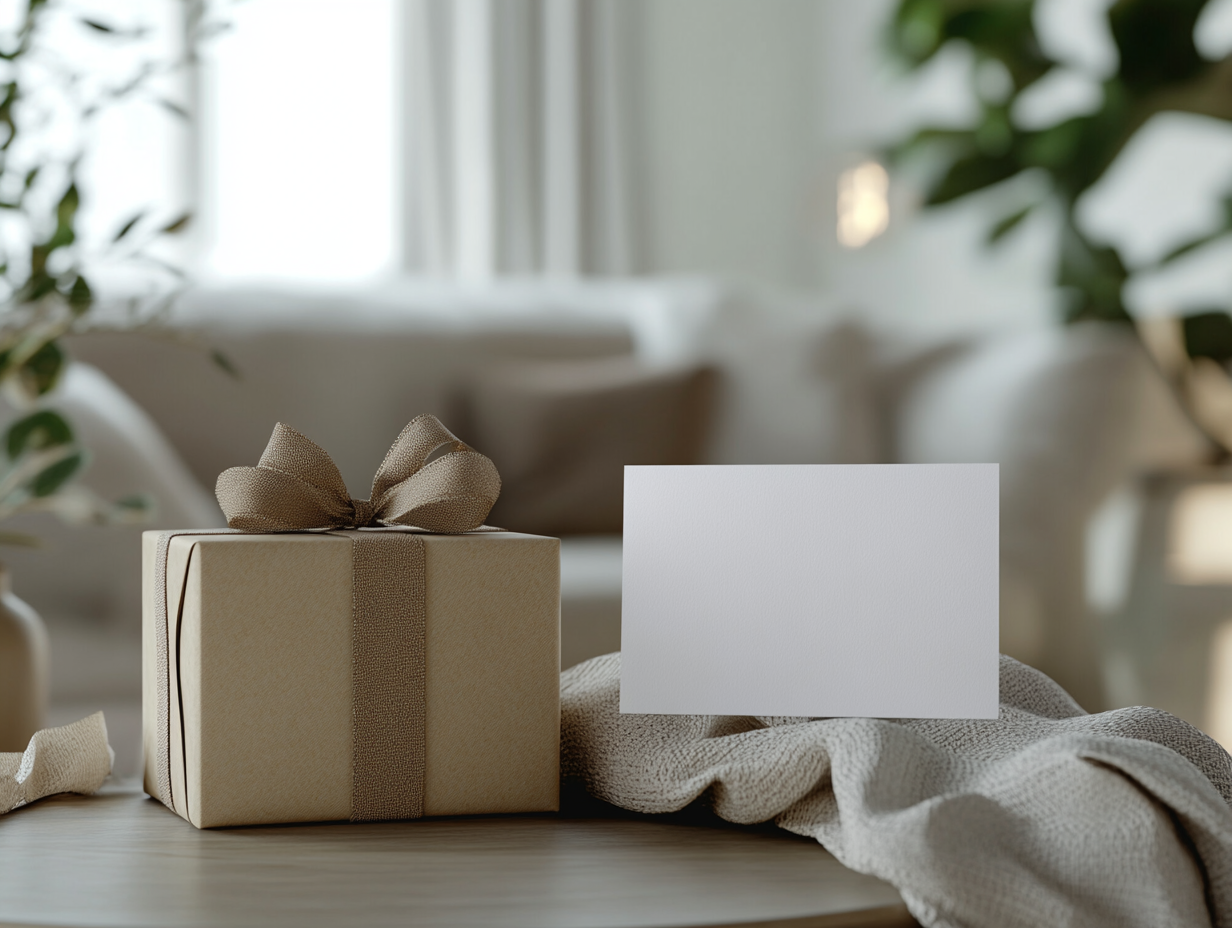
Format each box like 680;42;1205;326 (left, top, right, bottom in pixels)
562;653;1232;928
152;415;499;823
0;713;113;814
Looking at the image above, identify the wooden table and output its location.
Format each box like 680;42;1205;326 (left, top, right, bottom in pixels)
0;782;915;928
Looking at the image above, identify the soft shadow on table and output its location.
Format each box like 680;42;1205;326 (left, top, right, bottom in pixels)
559;777;800;839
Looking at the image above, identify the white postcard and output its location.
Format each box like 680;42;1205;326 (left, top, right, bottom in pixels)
619;464;999;718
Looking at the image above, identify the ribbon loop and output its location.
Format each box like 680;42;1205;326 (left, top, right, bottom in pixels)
371;414;473;499
216;415;501;533
259;423;351;500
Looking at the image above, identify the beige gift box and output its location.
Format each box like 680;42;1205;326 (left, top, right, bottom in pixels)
142;530;560;828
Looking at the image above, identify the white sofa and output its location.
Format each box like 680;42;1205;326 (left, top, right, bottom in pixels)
9;278;1206;774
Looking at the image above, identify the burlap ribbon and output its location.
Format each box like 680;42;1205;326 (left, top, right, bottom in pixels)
1;713;113;814
154;415;501;823
214;414;501;533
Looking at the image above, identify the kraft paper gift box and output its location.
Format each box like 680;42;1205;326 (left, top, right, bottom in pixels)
141;417;561;829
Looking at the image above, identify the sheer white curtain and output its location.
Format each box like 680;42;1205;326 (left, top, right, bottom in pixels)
402;0;637;278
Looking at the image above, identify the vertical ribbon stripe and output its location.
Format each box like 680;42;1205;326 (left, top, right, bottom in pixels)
347;531;426;821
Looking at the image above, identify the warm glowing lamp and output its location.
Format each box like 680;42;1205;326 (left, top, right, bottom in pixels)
836;161;890;249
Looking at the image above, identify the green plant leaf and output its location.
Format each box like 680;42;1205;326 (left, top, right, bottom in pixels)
114;493;152;512
0;81;16;151
926;151;1022;205
160;212;191;235
1021;117;1087;171
884;126;978;171
1160;230;1232;265
6;409;73;459
39;182;80;255
1109;0;1207;95
889;0;946;64
31;451;82;497
946;3;1049;89
210;348;241;379
108;62;155;101
1182;311;1232;363
888;0;1050;90
66;274;92;314
974;107;1015;156
19;340;65;397
56;182;79;226
987;204;1034;244
19;266;57;301
112;210;145;243
1157;194;1232;265
1058;221;1132;323
157;98;190;120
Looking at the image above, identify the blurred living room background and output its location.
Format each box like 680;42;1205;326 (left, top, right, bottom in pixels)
8;0;1232;777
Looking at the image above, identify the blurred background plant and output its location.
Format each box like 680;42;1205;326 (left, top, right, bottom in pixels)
0;408;148;545
0;0;227;539
886;0;1232;452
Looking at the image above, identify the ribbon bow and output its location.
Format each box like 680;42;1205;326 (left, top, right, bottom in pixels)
215;415;501;533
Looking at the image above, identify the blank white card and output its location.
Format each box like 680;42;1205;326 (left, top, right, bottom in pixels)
620;464;999;719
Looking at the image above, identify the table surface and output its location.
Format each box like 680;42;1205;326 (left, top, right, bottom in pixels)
0;782;916;928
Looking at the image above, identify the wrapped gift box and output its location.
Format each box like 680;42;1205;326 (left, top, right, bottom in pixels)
142;529;560;828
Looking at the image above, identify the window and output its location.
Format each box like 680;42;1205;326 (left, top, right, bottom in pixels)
198;0;397;283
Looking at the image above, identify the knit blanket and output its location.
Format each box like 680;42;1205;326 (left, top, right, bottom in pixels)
561;653;1232;928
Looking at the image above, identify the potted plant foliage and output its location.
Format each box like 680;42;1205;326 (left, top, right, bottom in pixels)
0;0;225;750
887;0;1232;450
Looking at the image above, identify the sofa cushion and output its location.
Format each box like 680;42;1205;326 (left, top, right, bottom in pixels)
66;306;633;498
468;357;715;535
690;293;880;466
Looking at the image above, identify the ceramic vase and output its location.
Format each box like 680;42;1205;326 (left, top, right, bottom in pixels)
0;565;48;752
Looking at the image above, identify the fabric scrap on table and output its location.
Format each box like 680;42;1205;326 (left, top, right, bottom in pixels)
562;653;1232;928
1;712;113;814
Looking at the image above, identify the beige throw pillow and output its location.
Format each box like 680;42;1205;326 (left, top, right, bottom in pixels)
466;357;715;535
